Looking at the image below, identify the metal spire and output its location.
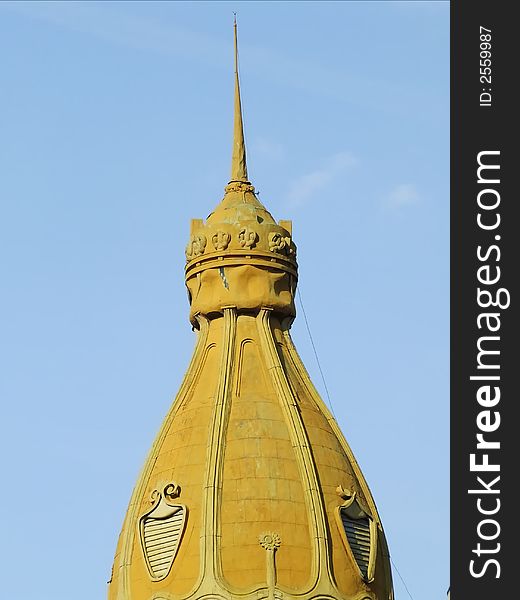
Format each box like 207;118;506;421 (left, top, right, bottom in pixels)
230;15;248;183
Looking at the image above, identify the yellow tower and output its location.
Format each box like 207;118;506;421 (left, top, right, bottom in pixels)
109;22;394;600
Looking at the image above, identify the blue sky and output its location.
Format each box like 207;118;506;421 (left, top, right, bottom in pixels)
0;2;448;599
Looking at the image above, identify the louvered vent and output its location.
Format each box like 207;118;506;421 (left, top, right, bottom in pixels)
142;509;185;579
340;511;371;579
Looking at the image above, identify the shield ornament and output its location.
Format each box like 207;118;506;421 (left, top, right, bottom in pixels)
335;485;378;582
139;483;187;581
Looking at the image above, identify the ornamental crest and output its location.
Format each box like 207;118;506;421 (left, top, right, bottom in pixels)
139;483;187;581
238;227;258;249
268;232;287;253
212;230;231;251
185;234;207;260
335;485;377;583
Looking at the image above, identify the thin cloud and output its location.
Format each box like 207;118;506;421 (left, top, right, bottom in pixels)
1;2;228;68
1;2;439;115
385;183;420;209
285;152;357;208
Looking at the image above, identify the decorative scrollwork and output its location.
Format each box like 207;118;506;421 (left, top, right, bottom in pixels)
238;227;258;249
212;230;231;251
336;484;353;502
164;483;181;503
150;489;161;505
185;234;207;260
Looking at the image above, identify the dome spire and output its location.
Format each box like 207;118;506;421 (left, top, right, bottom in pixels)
230;15;248;183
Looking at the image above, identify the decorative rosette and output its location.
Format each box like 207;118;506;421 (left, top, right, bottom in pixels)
259;532;281;551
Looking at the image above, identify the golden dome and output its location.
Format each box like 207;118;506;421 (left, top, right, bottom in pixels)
109;20;393;600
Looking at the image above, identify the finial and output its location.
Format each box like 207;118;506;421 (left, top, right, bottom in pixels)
230;15;248;183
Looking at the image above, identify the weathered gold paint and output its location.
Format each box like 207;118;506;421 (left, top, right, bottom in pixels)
109;22;394;600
